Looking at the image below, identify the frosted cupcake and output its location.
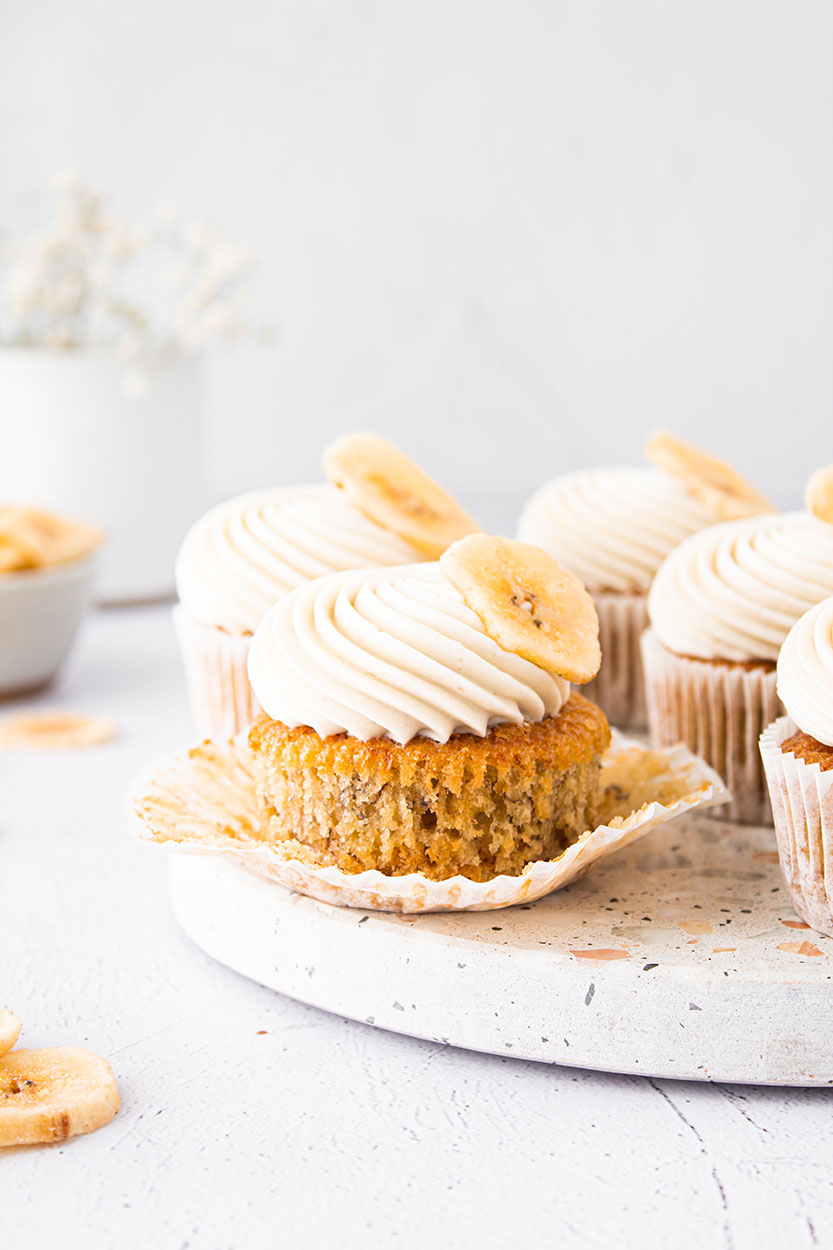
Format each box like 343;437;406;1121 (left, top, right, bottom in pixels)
175;434;478;738
760;595;833;934
517;431;770;728
644;480;833;823
246;535;609;881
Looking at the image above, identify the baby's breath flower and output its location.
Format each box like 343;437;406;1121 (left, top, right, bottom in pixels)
0;178;259;355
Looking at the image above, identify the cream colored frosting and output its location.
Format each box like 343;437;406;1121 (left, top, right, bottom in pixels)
247;563;570;744
648;512;833;662
517;467;715;593
777;597;833;747
176;485;421;635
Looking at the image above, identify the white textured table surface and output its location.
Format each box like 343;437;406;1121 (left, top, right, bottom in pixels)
3;606;832;1249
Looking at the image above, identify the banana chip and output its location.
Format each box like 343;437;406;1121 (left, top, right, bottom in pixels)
0;1048;119;1147
0;1011;21;1059
0;712;116;751
645;430;773;521
805;464;833;527
323;432;479;559
441;534;601;683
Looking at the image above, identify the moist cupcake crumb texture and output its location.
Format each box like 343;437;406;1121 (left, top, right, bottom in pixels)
249;692;611;881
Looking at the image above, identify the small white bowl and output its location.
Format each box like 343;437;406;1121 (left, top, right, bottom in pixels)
0;555;97;696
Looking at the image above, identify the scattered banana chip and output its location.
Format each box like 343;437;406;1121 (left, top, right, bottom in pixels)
441;534;601;683
0;1012;21;1058
644;430;773;521
0;506;101;574
0;711;117;751
805;464;833;526
323;431;479;559
0;1048;119;1147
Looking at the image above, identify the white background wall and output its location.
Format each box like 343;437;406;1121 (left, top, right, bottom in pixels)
2;0;831;524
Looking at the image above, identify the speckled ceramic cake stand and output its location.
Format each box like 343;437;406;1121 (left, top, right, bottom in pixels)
169;811;833;1087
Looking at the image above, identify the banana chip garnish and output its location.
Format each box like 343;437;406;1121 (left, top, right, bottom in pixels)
645;430;773;521
323;431;479;559
441;535;601;684
805;464;833;527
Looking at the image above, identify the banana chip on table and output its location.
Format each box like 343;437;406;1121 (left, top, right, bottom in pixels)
0;1010;21;1058
0;1047;120;1147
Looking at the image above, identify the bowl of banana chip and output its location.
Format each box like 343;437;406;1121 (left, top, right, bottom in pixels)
0;506;102;696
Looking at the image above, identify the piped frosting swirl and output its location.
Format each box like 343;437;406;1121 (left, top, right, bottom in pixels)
247;563;570;744
176;485;421;635
648;511;833;662
517;467;715;593
777;597;833;747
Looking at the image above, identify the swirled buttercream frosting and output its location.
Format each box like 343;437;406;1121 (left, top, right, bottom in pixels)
777;597;833;747
517;467;715;593
247;563;570;744
176;485;421;634
648;512;833;663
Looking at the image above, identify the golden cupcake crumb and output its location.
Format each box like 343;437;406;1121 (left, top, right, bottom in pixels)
248;693;611;881
781;729;833;772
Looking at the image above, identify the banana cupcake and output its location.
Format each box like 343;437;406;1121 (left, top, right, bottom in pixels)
175;434;478;738
517;431;771;728
246;535;609;882
760;594;833;935
644;472;833;823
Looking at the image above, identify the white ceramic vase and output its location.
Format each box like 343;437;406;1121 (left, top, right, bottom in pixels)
0;347;205;602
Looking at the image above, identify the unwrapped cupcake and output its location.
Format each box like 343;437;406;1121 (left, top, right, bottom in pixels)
246;535;609;881
175;434;478;738
517;431;771;728
644;467;833;824
760;592;833;935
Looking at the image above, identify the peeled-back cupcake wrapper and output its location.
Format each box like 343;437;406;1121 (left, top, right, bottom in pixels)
583;591;648;731
127;731;728;914
174;606;259;740
641;629;781;825
760;717;833;937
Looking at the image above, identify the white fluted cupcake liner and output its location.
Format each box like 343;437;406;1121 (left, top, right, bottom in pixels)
583;591;648;730
174;606;259;740
127;730;727;915
641;628;781;825
760;717;833;936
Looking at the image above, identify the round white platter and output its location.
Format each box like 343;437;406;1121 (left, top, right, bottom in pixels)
169;812;833;1087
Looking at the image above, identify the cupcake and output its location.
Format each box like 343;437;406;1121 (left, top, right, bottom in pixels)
246;535;610;881
175;433;478;738
644;473;833;823
517;431;770;728
760;594;833;934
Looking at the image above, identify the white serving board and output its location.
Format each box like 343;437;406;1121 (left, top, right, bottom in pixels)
169;812;833;1087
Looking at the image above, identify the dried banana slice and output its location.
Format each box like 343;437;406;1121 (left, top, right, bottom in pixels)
441;534;601;683
0;1047;119;1147
0;1011;21;1058
806;464;833;527
323;431;479;559
0;506;101;573
644;430;773;520
0;711;116;750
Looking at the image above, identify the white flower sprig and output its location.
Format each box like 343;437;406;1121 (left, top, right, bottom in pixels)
0;177;255;357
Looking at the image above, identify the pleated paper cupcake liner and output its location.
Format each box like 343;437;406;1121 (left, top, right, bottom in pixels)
583;591;648;731
760;717;833;937
174;606;259;740
127;730;728;914
641;628;780;825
